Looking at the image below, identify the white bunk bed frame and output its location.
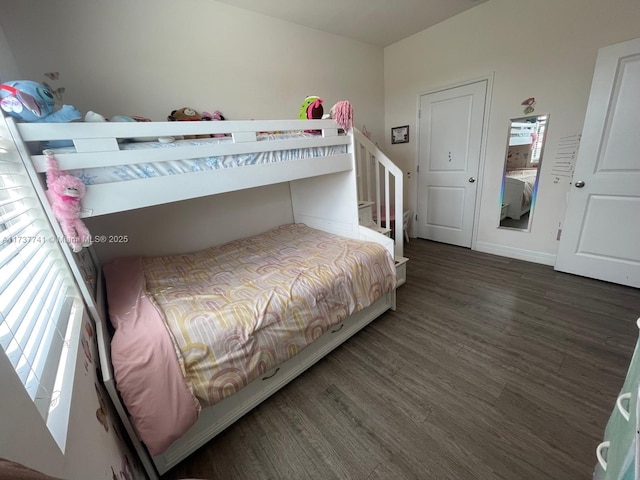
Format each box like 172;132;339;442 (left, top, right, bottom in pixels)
503;175;532;220
4;115;404;478
502;170;538;220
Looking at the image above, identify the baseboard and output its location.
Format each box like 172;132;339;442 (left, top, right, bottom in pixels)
474;242;556;266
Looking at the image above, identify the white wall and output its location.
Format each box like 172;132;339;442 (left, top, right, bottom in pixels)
384;0;640;262
0;24;19;83
84;183;296;261
0;0;384;138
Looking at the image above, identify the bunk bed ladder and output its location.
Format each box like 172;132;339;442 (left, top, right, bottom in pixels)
353;128;408;285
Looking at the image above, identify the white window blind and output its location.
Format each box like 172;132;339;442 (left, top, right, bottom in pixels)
0;123;82;447
531;116;547;163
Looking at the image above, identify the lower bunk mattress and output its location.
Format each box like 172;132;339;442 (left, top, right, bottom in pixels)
102;223;396;455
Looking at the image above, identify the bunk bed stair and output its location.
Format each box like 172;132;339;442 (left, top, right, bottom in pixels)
353;129;408;285
357;200;408;286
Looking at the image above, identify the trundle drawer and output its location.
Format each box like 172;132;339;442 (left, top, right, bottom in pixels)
395;256;408;287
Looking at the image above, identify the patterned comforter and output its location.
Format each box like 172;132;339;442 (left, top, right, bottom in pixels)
141;223;396;407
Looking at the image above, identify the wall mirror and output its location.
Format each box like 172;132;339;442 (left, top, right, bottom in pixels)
498;113;549;231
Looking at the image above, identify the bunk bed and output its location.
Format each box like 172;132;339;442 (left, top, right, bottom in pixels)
4;115;404;478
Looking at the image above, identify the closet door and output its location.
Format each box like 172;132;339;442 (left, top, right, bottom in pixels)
416;80;487;248
555;37;640;287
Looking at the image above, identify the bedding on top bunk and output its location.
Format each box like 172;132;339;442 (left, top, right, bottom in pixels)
103;223;396;455
52;132;347;185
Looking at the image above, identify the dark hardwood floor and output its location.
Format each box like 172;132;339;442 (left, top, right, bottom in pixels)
163;239;640;480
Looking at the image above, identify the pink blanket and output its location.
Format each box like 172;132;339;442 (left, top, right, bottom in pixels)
103;257;200;456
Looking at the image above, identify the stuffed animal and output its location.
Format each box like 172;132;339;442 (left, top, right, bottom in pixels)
299;96;324;120
167;107;210;139
201;110;225;121
330;100;353;132
44;149;92;253
0;80;81;148
201;110;227;137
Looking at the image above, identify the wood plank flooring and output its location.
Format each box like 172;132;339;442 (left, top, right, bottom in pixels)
162;240;640;480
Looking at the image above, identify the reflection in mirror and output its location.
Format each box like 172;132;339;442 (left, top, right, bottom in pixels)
499;114;549;231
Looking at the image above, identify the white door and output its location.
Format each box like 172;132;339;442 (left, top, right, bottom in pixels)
417;81;486;247
555;38;640;288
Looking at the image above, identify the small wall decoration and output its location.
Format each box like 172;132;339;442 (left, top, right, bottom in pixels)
43;72;65;104
391;125;409;144
521;97;536;114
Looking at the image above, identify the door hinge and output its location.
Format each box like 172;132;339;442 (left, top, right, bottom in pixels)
415;214;418;222
418;109;421;118
417;165;420;173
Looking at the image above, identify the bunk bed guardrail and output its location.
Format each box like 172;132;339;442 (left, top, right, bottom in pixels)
7;118;352;218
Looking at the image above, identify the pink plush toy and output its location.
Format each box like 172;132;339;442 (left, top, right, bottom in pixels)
44;149;92;252
201;110;227;137
330;100;353;132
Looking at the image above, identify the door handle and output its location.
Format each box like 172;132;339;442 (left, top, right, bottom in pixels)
468;177;476;183
574;180;585;188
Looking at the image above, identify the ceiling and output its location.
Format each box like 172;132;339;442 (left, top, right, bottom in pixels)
215;0;488;47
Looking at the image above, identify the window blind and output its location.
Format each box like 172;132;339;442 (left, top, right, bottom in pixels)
0;132;80;426
532;117;547;163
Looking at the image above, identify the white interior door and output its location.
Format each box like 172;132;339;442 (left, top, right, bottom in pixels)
555;37;640;288
417;81;486;248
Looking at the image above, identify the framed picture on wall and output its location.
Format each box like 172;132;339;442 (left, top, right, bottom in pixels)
391;125;409;144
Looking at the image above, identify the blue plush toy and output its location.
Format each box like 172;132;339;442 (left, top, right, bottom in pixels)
0;80;81;147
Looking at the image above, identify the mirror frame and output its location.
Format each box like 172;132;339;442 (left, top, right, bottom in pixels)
498;113;550;232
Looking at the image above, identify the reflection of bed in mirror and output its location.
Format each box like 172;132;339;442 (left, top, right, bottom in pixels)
498;114;549;231
502;169;537;220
